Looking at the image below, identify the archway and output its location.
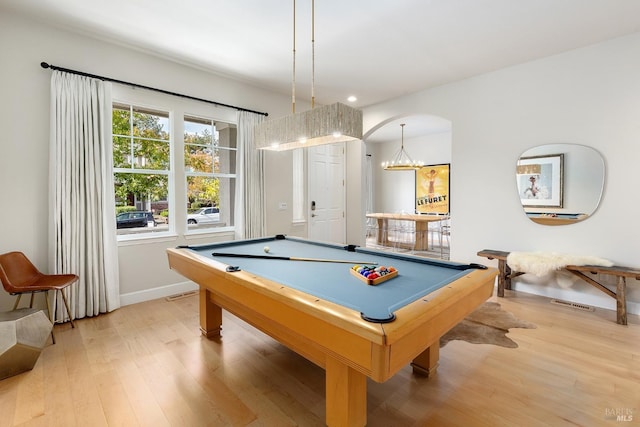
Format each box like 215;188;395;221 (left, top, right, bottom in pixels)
363;114;452;258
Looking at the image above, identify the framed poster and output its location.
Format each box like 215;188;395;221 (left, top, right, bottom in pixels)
415;164;450;214
516;153;564;208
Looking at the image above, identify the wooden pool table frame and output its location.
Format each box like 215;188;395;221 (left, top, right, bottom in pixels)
167;246;497;427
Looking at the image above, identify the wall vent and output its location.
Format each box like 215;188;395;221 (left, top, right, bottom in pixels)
550;299;594;312
165;290;198;302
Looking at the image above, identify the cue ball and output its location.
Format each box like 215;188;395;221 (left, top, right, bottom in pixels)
263;246;270;253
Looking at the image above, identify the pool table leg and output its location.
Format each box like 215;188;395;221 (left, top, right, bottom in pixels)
325;357;367;427
410;342;439;377
199;288;222;338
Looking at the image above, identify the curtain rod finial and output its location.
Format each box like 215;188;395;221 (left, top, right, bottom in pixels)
41;62;50;69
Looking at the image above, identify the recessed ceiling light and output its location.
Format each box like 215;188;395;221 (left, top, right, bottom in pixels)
347;95;357;103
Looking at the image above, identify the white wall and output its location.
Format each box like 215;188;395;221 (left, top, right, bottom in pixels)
0;10;293;310
363;32;640;314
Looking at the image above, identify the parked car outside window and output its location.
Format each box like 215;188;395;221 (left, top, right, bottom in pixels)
187;207;220;225
116;211;156;229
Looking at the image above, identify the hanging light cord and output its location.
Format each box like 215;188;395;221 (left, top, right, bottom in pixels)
311;0;315;109
293;0;315;112
292;0;296;113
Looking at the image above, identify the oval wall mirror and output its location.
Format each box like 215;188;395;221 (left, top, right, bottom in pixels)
515;144;604;225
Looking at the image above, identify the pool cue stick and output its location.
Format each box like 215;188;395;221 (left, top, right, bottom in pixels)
212;252;378;265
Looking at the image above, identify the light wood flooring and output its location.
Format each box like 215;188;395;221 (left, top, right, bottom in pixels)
1;290;638;426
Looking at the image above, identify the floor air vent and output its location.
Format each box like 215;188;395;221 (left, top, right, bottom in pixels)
165;290;198;302
550;299;594;312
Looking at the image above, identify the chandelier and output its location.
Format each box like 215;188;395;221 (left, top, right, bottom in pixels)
381;123;423;170
254;0;363;151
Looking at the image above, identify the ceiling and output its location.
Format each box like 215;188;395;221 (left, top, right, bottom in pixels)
5;0;640;141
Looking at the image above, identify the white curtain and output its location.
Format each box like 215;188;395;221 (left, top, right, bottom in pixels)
235;111;266;239
49;71;120;320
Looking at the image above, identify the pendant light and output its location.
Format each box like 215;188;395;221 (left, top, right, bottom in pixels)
381;123;424;170
254;0;363;151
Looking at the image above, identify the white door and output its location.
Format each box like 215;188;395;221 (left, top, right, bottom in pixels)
308;143;346;244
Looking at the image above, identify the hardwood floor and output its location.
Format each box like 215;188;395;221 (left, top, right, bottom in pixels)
1;290;638;426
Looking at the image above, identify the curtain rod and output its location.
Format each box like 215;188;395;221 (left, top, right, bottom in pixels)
40;62;268;117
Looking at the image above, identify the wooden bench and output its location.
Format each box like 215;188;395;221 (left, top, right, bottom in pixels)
477;249;640;325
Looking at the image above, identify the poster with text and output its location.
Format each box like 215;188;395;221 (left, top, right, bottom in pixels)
415;164;450;214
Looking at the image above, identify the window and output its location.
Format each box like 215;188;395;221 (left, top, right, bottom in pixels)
184;115;236;231
111;92;237;241
112;103;170;236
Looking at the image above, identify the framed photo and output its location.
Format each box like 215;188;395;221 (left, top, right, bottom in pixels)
415;164;450;214
516;153;564;208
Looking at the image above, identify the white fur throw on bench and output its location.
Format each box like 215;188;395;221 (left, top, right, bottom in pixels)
506;251;613;277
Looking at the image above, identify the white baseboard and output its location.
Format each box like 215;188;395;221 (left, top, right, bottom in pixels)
512;282;640;316
119;281;198;307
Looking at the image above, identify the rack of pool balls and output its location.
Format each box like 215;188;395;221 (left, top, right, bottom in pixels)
350;265;398;285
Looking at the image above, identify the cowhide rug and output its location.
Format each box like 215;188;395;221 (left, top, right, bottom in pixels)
440;302;536;348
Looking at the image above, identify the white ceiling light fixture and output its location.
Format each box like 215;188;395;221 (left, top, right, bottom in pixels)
254;0;363;151
381;123;424;170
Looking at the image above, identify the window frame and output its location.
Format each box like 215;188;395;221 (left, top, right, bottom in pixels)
183;113;237;236
111;85;237;244
112;101;173;242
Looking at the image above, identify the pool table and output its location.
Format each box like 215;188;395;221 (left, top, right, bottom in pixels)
167;235;497;427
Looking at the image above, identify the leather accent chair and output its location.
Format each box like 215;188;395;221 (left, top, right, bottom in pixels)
0;251;77;342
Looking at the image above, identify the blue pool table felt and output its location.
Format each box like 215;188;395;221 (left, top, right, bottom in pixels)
185;236;477;323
